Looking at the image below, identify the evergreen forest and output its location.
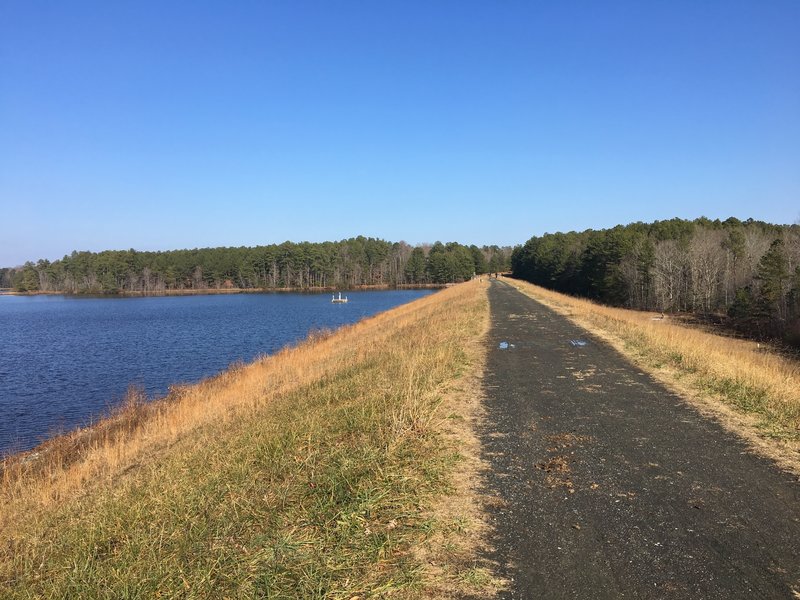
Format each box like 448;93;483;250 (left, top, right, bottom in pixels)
511;218;800;345
5;217;798;346
0;238;510;295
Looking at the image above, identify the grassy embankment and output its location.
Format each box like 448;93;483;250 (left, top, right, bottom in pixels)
1;280;498;598
507;277;800;470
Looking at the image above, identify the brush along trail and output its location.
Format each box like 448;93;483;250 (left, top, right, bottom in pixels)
481;280;800;599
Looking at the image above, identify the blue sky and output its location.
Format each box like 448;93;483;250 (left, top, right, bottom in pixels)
1;1;798;266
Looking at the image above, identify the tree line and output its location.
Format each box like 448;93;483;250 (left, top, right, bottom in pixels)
1;237;511;294
511;218;800;346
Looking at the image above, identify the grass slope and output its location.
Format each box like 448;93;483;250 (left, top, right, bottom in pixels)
1;281;490;598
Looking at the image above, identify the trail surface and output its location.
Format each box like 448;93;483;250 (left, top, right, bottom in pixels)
480;280;800;599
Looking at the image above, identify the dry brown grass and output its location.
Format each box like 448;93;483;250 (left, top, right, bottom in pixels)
505;277;800;473
411;307;507;597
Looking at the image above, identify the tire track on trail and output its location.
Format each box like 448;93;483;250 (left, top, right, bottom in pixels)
479;280;800;599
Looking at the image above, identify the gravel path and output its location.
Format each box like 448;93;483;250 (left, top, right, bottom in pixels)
479;280;800;599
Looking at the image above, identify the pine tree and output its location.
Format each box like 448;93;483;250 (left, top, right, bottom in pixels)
404;247;427;284
756;239;789;320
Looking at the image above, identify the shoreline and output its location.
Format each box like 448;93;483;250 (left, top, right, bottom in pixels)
0;283;448;298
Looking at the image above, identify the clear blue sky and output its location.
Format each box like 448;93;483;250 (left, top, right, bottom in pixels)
1;1;798;266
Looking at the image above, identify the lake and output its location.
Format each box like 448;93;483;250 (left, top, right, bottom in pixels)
0;289;435;456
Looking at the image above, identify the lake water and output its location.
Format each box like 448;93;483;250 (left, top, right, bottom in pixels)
0;289;434;456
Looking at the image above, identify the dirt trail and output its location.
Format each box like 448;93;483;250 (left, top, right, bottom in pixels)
480;280;800;599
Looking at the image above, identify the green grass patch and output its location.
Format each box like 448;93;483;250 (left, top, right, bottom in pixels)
612;322;800;442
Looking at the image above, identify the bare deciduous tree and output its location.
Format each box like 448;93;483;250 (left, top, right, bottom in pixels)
689;230;725;313
652;240;686;313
